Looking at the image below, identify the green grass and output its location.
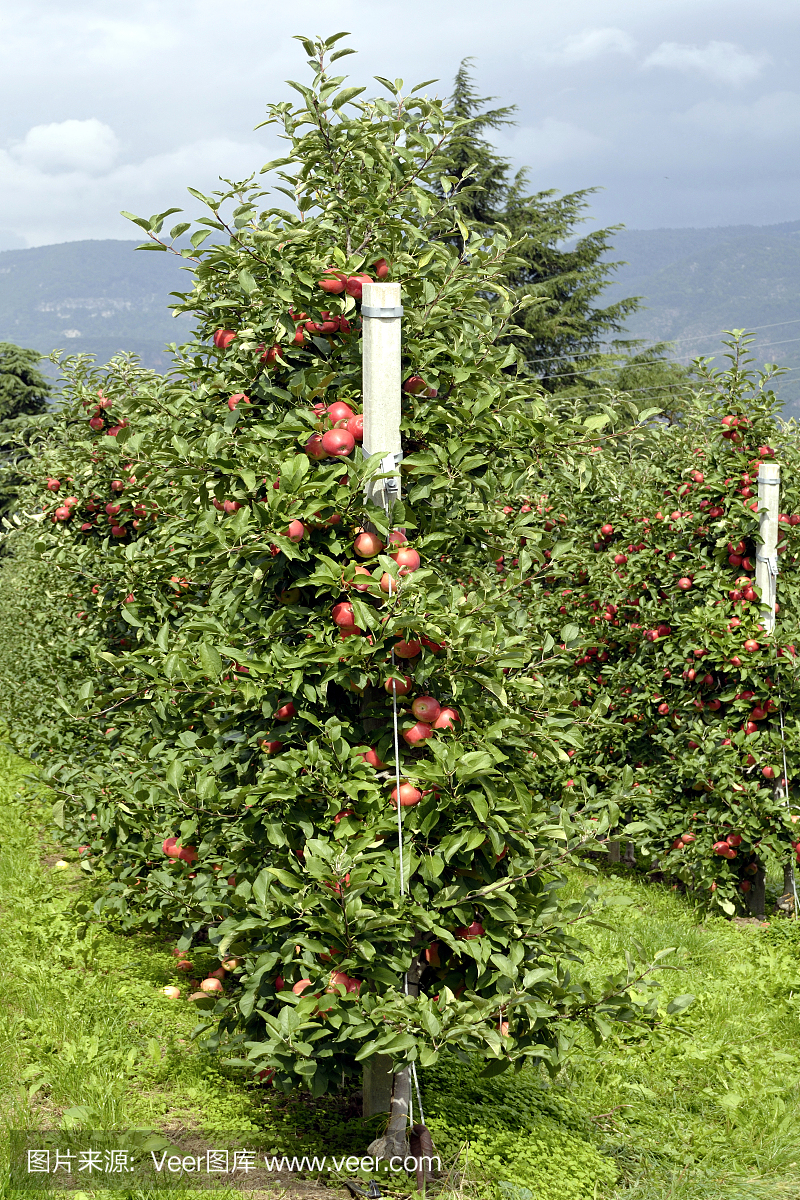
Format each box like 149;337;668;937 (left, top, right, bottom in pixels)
2;745;800;1200
557;866;800;1200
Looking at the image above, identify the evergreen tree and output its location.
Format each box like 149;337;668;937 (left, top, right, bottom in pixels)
440;64;680;397
0;343;52;521
0;342;51;422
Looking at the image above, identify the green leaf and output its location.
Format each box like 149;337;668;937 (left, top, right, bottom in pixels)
331;87;366;110
665;994;695;1015
198;643;223;677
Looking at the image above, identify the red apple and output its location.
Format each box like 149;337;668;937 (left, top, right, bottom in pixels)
373;258;389;279
403;375;428;394
392;547;421;572
318;269;346;294
326;401;355;423
286;520;305;542
455;920;484;940
259;738;283;754
345;273;372;299
677;577;693;590
402;721;435;746
213;329;236;350
292;978;313;995
424;941;441;967
305;433;327;460
411;695;442;723
354;531;384;557
162;837;181;859
321;428;355;457
228;393;250;411
394;639;422;659
350;564;373;591
53;506;72;521
275;702;296;721
743;640;760;652
613;553;628;565
332;602;358;629
384;674;412;696
327;970;360;994
762;766;776;779
361;747;387;769
346;414;364;442
162;986;181;999
380;572;401;594
391;782;422;807
46;477;60;492
433;706;459;730
200;977;224;993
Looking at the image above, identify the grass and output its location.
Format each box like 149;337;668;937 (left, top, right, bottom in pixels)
1;743;800;1200
557;866;800;1200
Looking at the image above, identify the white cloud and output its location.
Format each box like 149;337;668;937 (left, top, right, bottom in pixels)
0;136;277;246
642;41;769;85
550;27;636;64
10;119;120;174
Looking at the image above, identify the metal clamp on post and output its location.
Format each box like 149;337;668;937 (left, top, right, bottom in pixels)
381;451;403;508
756;550;779;579
361;305;404;318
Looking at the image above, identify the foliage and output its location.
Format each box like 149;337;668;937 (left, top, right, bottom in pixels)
0;342;51;423
423;1056;617;1200
530;335;800;914
3;34;674;1099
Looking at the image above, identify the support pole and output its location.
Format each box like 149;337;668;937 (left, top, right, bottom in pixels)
756;462;780;633
360;278;409;1158
361;281;403;514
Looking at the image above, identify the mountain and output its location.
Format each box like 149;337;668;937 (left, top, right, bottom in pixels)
2;225;799;410
603;220;800;413
0;239;193;375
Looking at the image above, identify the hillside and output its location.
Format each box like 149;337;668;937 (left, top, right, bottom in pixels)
2;226;800;411
0;239;193;373
605;220;800;412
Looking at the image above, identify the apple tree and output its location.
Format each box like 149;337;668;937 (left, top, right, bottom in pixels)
11;35;684;1097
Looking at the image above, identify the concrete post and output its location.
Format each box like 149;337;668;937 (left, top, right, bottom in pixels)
361;281;403;514
756;462;780;633
360;279;409;1153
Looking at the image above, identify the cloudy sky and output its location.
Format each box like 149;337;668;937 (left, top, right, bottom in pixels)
0;0;797;249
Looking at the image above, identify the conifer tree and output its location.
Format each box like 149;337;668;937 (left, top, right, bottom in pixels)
439;63;663;395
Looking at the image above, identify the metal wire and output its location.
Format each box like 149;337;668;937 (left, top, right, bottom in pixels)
411;1061;426;1126
778;705;799;918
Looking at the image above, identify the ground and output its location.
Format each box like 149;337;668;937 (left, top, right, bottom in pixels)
1;745;799;1200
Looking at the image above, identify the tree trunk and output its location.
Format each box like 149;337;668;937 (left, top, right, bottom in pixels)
364;956;422;1162
746;863;766;920
782;862;796;914
366;1067;410;1162
363;1055;393;1119
607;840;621;864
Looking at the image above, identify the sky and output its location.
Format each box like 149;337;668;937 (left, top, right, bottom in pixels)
0;0;797;249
